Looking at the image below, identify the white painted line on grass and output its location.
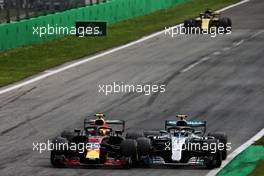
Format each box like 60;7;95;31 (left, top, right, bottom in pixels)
0;0;251;95
206;128;264;176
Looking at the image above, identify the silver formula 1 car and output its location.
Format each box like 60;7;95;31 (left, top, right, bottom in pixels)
127;115;228;168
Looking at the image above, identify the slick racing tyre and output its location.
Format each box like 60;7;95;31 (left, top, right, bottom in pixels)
219;17;232;33
206;149;222;168
136;137;151;156
50;137;68;167
208;132;228;160
126;131;144;139
184;19;196;34
120;139;138;157
184;19;196;28
122;156;133;169
50;150;66;168
61;130;75;141
205;139;222;168
120;139;138;168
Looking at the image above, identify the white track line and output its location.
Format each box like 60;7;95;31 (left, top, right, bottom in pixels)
217;0;250;12
206;128;264;176
0;0;251;96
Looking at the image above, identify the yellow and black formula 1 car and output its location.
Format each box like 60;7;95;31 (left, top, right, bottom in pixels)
184;9;232;34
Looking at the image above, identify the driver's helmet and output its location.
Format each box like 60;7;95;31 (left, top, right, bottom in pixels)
94;113;106;126
204;9;213;18
176;115;188;126
94;113;110;136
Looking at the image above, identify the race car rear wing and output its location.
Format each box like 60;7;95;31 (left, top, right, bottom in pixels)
165;120;206;134
84;119;125;132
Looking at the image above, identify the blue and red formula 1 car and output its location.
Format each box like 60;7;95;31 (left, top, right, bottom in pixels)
50;113;137;168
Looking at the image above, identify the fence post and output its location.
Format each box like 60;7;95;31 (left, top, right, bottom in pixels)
25;0;29;19
51;0;55;13
15;0;21;21
90;0;93;5
33;0;38;17
5;0;10;23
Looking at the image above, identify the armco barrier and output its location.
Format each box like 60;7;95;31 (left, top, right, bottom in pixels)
0;0;187;51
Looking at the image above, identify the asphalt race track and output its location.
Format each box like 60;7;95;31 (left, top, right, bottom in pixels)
0;0;264;175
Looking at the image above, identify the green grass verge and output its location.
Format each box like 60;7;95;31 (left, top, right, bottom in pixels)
217;145;264;176
249;136;264;176
0;0;240;87
217;136;264;176
249;160;264;176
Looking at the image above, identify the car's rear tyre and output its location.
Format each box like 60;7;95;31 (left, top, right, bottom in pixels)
208;132;228;160
120;139;138;168
61;130;75;141
50;150;66;168
219;17;232;33
136;137;151;156
184;19;196;27
126;131;144;139
120;139;137;157
50;137;68;167
184;19;196;34
205;139;222;168
122;156;133;169
206;150;222;168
